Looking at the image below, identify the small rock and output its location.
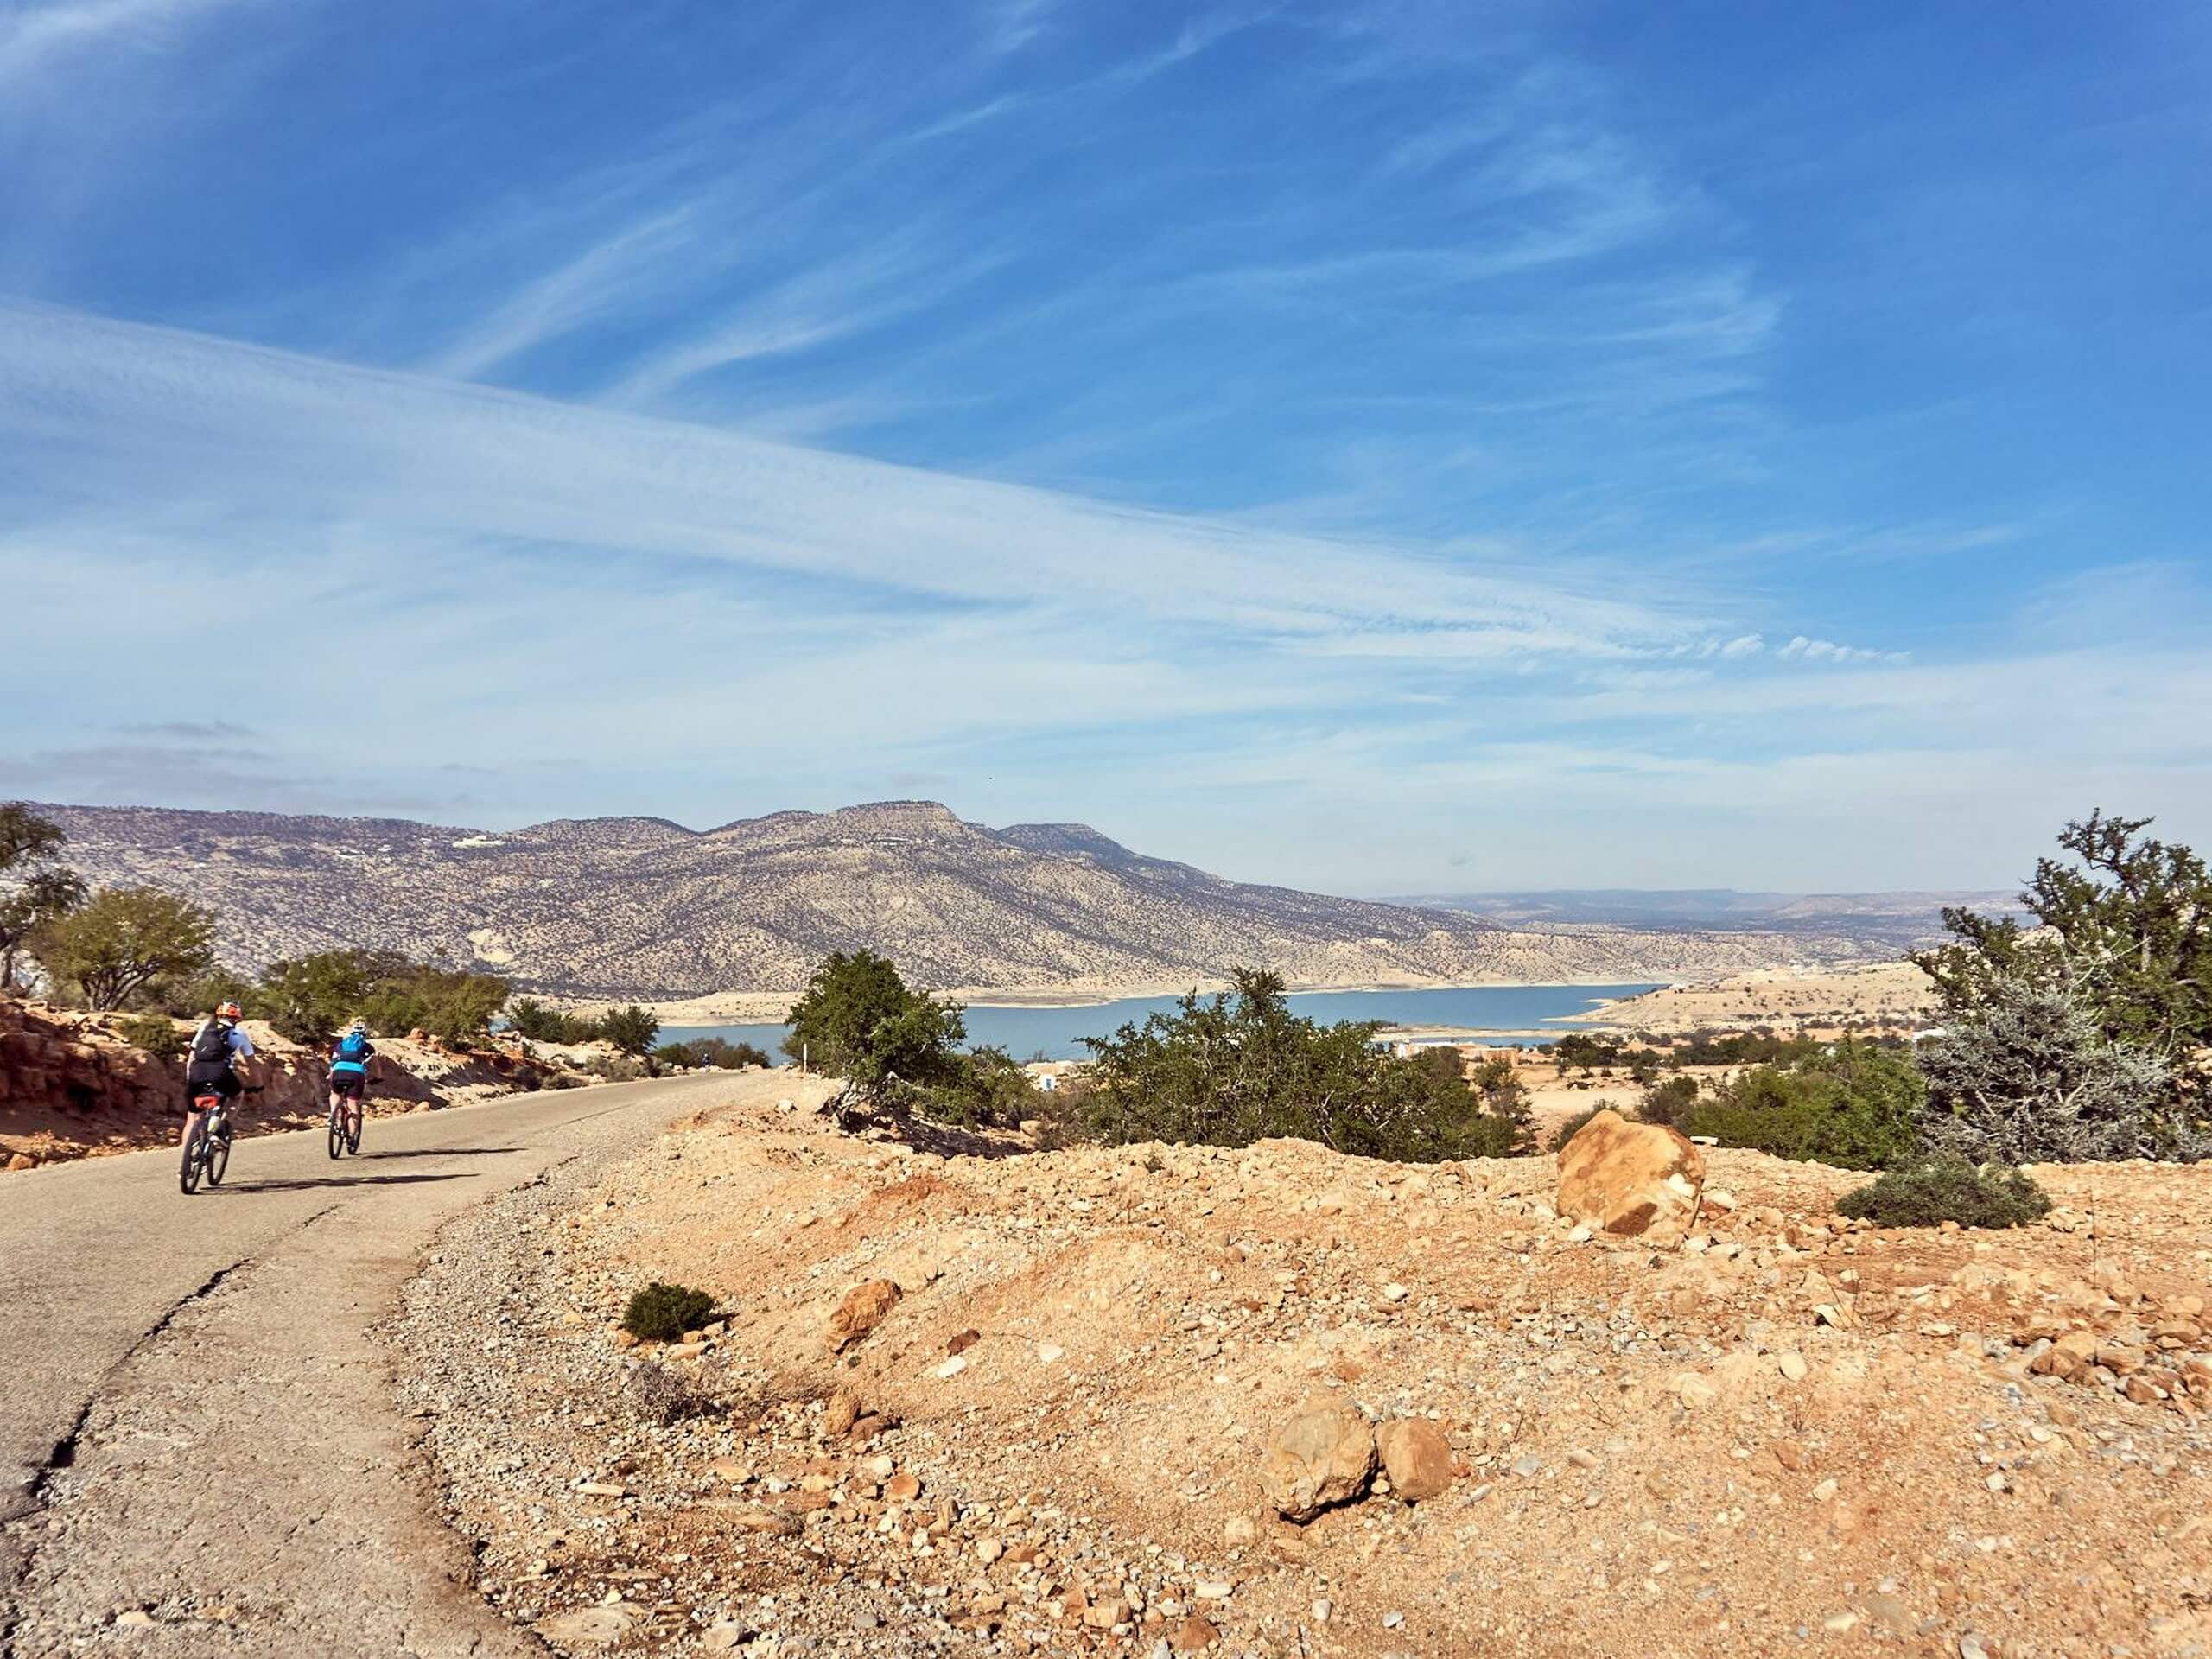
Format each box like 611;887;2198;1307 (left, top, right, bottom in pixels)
1673;1373;1718;1409
1380;1282;1409;1303
1168;1614;1219;1650
1312;1599;1333;1624
1777;1352;1808;1382
537;1605;642;1645
827;1279;903;1353
1376;1418;1457;1501
933;1354;969;1380
1260;1408;1376;1522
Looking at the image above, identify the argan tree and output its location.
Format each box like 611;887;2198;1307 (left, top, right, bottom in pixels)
31;886;217;1011
0;803;87;992
1914;810;2211;1155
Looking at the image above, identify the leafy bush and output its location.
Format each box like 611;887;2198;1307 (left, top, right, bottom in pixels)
1550;1033;1624;1075
598;1004;660;1058
620;1281;717;1342
1916;968;2196;1164
1637;1074;1700;1128
625;1360;715;1425
1837;1157;2053;1230
1682;1040;1923;1170
1079;969;1530;1161
251;948;408;1044
689;1037;772;1070
784;950;965;1095
581;1053;647;1083
507;995;600;1044
112;1011;182;1057
925;1045;1039;1128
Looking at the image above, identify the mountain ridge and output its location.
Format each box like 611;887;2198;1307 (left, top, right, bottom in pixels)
23;799;1890;1000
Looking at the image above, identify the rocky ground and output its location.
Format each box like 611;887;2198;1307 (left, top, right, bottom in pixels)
390;1085;2212;1659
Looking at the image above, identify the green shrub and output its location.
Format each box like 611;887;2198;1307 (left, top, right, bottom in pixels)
620;1281;717;1342
920;1045;1038;1128
1837;1157;2053;1230
112;1011;182;1057
1080;969;1530;1160
1637;1074;1700;1128
599;1004;660;1058
1682;1040;1923;1170
508;995;604;1044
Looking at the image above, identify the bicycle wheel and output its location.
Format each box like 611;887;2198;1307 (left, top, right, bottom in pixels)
205;1119;231;1187
179;1117;206;1195
328;1103;344;1160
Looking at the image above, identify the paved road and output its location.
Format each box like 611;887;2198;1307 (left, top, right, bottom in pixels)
0;1070;750;1656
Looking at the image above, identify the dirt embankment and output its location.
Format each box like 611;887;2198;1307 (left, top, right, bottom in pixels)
0;998;577;1171
393;1083;2212;1659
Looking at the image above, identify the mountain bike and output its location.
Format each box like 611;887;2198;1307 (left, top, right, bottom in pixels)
327;1088;364;1159
180;1084;258;1195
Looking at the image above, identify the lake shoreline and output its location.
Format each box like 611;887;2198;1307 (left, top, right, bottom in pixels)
626;973;1691;1026
658;982;1668;1063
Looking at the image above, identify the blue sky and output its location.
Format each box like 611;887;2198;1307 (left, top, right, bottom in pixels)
2;0;2207;893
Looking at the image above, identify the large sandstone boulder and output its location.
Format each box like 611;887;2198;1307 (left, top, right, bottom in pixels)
1555;1109;1705;1239
1261;1407;1376;1522
1375;1418;1457;1502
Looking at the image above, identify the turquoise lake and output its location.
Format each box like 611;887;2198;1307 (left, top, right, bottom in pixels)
663;982;1660;1064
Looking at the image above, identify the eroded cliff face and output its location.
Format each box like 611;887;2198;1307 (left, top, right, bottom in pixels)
0;1000;561;1170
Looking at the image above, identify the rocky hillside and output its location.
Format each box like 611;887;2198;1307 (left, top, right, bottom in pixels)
29;801;1882;1001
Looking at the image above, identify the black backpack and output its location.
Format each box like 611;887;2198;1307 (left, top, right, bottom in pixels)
187;1020;232;1080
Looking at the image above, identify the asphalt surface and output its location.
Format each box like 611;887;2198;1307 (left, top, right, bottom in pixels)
0;1070;744;1656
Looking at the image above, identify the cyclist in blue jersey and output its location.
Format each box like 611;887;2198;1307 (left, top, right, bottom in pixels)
327;1019;376;1142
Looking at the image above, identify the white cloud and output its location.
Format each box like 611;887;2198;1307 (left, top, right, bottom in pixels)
0;0;244;87
0;300;1706;659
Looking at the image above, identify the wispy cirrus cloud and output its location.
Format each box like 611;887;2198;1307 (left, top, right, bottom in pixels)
0;0;245;87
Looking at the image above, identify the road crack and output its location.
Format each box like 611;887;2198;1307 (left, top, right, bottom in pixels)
0;1201;342;1656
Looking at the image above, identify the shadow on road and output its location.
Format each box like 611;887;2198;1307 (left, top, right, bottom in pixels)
357;1147;524;1160
211;1173;479;1194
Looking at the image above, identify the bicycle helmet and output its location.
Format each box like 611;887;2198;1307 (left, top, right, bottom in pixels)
347;1019;367;1035
217;1001;244;1021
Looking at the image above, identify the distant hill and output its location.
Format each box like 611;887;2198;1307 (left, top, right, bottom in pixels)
1393;887;2023;949
29;801;1890;1001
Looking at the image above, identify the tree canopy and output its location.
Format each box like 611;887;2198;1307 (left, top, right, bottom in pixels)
783;949;966;1093
1914;810;2211;1151
0;803;86;992
31;886;217;1011
1079;968;1529;1160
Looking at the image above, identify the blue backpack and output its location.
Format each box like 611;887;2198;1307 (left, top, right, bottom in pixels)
334;1030;371;1072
